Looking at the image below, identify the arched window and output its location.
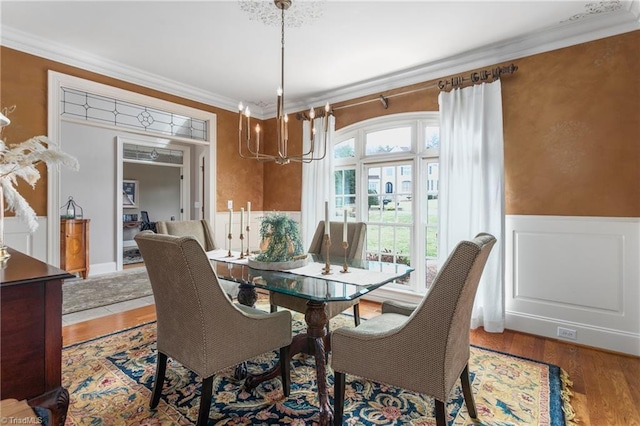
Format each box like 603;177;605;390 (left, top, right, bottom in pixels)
333;112;439;293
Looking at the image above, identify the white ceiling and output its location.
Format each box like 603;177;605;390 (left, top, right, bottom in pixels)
1;1;638;117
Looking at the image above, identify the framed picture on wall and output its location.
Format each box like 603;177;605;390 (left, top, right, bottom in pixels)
123;180;138;209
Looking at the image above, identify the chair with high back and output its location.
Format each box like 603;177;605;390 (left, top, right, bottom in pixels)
155;219;239;298
331;233;496;426
134;232;292;426
140;211;157;232
269;221;367;331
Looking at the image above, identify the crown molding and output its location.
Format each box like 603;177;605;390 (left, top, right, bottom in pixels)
2;3;638;120
286;5;640;116
1;26;259;116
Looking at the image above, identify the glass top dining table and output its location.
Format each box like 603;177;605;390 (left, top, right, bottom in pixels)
206;249;414;426
207;249;414;303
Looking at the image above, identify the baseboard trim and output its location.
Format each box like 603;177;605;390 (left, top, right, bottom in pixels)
89;262;117;277
506;310;640;356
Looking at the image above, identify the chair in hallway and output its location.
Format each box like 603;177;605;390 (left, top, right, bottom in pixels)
140;211;157;233
156;219;239;298
135;232;292;426
269;221;367;331
331;233;496;426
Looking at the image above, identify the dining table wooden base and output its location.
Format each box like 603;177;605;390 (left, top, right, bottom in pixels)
243;301;334;426
207;249;413;426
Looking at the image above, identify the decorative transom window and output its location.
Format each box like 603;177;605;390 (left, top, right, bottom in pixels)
60;87;207;141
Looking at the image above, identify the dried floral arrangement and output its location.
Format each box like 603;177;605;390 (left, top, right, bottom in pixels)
255;212;304;262
0;106;79;232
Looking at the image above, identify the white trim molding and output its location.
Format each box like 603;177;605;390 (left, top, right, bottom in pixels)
3;4;638;119
505;215;640;356
47;71;217;268
4;217;48;262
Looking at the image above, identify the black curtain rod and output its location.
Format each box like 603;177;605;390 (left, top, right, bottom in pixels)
332;63;518;112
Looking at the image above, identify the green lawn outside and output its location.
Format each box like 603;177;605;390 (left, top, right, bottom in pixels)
364;199;439;260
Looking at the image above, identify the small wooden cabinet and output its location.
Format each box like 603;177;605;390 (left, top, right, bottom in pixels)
60;219;90;279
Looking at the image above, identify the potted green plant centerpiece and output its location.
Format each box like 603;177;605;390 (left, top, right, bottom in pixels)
248;212;308;270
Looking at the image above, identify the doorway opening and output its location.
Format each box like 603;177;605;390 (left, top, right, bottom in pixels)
116;138;191;271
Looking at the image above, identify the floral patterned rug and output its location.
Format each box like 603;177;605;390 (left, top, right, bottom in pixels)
62;312;575;425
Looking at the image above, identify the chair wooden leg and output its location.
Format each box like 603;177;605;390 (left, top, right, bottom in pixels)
352;304;360;327
280;346;291;397
197;376;214;426
434;400;446;426
460;363;478;419
150;352;167;409
333;371;345;426
270;304;278;313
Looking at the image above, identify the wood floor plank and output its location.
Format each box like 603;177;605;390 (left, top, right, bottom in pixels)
619;353;640;411
580;347;620;426
61;301;640;426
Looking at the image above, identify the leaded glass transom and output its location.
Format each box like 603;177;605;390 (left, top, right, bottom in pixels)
60;87;207;141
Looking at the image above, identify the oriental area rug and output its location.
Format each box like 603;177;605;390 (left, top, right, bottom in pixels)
62;314;576;426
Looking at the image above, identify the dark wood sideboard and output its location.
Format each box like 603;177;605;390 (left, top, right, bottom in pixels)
0;248;74;410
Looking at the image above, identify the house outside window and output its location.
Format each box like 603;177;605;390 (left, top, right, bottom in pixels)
333;112;439;292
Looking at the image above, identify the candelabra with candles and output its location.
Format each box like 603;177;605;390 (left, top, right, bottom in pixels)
321;234;332;275
341;241;349;273
239;207;245;259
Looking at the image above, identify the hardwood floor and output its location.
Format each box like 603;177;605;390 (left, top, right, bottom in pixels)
62;299;640;426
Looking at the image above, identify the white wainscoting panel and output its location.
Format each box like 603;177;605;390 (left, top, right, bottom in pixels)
506;215;639;356
4;217;48;262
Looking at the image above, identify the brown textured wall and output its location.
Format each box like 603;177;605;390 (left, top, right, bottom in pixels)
280;31;640;217
502;32;639;216
2;31;638;218
0;47;264;215
262;116;303;211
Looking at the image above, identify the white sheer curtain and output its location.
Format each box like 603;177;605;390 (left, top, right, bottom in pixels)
438;80;505;333
301;116;335;249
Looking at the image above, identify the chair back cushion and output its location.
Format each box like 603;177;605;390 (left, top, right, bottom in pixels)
156;219;216;251
135;232;238;375
409;233;496;397
307;221;366;260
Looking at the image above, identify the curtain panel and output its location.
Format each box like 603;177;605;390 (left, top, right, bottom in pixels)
438;80;505;332
301;116;335;249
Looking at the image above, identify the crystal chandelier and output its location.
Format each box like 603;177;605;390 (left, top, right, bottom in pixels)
238;0;331;165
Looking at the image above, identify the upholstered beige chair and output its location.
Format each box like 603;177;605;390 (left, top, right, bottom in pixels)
269;221;367;329
156;219;215;249
331;233;496;426
155;219;239;298
135;232;292;426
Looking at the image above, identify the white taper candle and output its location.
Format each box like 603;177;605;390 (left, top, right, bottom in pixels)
325;201;329;236
343;210;348;243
